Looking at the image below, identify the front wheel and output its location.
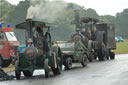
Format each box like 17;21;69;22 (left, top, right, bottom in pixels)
81;54;88;67
64;57;72;70
15;60;21;80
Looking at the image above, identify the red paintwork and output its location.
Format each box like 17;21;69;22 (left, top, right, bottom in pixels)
2;27;14;32
0;27;19;60
27;50;34;57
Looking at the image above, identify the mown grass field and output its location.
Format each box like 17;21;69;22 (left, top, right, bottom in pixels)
113;40;128;54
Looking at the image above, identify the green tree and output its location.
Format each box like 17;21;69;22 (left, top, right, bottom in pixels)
6;1;109;44
7;0;29;26
115;9;128;38
83;8;99;19
99;15;115;24
0;0;15;23
6;0;30;44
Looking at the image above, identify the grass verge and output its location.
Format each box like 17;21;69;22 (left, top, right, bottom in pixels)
2;64;15;72
113;40;128;54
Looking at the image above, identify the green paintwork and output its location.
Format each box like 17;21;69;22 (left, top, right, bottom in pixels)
15;20;62;78
18;53;56;72
75;51;80;57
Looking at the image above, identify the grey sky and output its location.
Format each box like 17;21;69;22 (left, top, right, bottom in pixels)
7;0;128;16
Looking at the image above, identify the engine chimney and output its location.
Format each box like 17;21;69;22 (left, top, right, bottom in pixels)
74;10;80;29
26;19;33;40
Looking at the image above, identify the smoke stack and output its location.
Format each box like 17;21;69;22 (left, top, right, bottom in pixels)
26;18;32;22
26;19;33;39
74;10;80;29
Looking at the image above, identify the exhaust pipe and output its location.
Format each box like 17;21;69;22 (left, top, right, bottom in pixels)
74;10;80;29
26;19;33;45
26;19;33;39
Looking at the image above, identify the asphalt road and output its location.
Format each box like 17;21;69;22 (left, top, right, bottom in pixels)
1;54;128;85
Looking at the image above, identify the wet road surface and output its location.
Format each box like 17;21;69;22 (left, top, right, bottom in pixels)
1;54;128;85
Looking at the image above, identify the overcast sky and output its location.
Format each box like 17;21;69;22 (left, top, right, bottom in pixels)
7;0;128;16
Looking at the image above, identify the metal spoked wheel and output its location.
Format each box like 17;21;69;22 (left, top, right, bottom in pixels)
15;60;21;80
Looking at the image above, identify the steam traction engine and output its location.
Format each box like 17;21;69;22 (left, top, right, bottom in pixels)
73;10;116;61
79;18;116;61
15;19;62;79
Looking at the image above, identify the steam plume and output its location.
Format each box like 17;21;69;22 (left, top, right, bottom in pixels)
26;0;68;23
